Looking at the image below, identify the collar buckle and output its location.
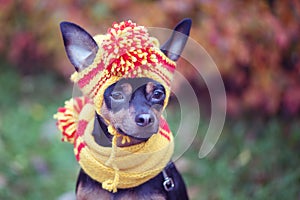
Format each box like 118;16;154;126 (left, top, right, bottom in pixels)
162;169;175;192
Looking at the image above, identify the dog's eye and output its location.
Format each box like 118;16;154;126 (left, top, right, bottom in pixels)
151;89;165;102
111;91;125;101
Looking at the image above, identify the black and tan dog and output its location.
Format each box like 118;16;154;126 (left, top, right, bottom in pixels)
59;19;191;200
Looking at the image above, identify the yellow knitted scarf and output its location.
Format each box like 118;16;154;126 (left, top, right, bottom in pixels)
54;97;174;193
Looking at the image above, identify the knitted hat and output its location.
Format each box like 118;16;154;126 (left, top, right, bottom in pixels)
70;20;176;114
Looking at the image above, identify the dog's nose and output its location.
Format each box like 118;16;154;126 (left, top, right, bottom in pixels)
135;113;154;127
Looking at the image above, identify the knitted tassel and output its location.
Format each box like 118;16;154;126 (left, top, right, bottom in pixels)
102;167;120;193
53;96;91;143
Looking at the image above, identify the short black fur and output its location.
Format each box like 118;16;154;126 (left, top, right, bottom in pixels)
76;162;188;199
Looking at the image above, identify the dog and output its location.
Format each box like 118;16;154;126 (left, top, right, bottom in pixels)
59;18;191;200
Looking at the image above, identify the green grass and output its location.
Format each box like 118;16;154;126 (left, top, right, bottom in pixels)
0;66;78;199
181;119;300;200
0;65;299;199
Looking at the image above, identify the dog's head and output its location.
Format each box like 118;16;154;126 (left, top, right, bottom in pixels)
100;77;165;140
60;19;191;145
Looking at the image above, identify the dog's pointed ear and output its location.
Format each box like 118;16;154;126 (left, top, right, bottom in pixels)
161;18;192;61
60;22;99;71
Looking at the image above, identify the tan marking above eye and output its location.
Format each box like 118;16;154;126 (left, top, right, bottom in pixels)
120;83;132;96
146;82;154;94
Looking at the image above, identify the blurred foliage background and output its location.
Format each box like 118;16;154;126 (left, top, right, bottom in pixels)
0;0;300;199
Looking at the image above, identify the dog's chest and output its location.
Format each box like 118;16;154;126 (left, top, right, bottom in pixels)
77;183;166;200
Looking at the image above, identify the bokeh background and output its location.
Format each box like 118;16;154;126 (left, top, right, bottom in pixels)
1;0;300;199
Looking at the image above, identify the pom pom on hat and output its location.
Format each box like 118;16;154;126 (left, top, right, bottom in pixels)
53;96;91;143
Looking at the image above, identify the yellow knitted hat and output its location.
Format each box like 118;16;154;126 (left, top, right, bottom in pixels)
70;20;176;114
